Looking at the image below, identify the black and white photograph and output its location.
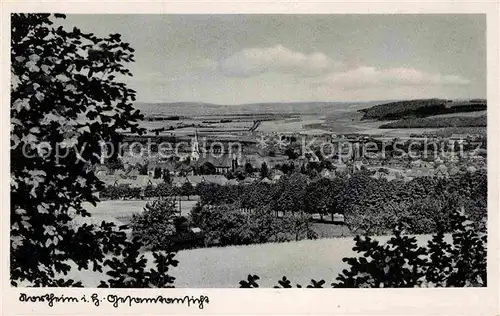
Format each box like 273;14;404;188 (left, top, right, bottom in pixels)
9;11;491;295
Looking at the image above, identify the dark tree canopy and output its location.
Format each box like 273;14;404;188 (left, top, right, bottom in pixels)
10;13;151;286
260;162;269;179
130;200;178;251
180;181;195;199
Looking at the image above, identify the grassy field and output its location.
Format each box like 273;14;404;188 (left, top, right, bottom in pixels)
257;115;328;134
311;222;352;238
379;115;486;129
58;234;447;288
83;199;198;224
432;110;486;118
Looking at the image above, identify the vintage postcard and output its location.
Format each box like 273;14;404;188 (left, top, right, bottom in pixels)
2;1;499;315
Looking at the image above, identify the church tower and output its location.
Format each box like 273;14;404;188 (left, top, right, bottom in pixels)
231;152;238;172
191;129;200;161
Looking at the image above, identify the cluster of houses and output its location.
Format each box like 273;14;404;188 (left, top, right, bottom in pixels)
95;159;482;200
96;168;238;189
93;128;485;196
322;159;481;182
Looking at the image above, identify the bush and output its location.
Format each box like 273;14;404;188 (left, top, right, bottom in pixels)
192;204;254;246
129;200;178;251
180;181;195;199
191;204;306;247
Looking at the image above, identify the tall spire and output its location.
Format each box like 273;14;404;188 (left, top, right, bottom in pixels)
191;128;200;161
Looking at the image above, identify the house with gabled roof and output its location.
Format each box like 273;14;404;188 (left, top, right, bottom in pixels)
434;164;449;178
270;169;284;181
172;175;229;187
127;168;140;179
261;177;273;184
99;174;122;187
129;175;155;189
241;177;257;185
194;154;239;174
227;179;239;186
113;169;127;178
334;163;348;175
202;175;229;186
320;168;335;179
95;165;110;177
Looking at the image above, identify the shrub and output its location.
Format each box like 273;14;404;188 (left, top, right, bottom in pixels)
180;181;195;199
191;204;253;246
129;200;178;251
191;204;309;247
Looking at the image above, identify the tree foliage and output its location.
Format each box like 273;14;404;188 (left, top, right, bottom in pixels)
10;14;177;287
194;169;486;242
360;98;486;121
129;200;178;251
180;181;195;199
190;203;296;247
271;173;309;215
260;162;269;179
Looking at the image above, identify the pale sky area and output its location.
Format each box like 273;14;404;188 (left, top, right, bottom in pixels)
61;14;486;104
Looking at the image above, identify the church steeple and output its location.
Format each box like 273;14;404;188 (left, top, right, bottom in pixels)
191;129;200;161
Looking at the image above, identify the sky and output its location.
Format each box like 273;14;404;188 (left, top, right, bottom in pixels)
61;14;486;104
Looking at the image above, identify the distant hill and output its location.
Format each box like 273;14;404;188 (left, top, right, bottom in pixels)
134;101;379;116
135;102;224;116
359;99;487;121
379;115;487;129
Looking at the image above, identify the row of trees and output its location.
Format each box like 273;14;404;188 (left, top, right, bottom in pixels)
195;169;486;236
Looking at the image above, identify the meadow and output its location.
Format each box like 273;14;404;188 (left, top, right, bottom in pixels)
82;199;197;224
59;234;447;288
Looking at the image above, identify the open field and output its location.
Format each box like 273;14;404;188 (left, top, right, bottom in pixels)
135;102;488;138
311;222;352;238
58;234;449;288
432;110;487;118
83;200;352;238
258;115;329;134
83;199;199;224
302;108;488;136
134;101;386;136
379;114;486;129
